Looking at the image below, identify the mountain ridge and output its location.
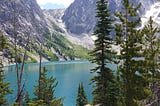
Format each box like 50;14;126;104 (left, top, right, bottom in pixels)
62;0;158;35
0;0;160;65
0;0;91;65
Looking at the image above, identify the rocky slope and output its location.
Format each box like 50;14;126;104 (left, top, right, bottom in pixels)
0;0;91;64
0;0;48;40
62;0;97;35
0;0;160;64
0;0;50;63
62;0;157;35
43;9;94;50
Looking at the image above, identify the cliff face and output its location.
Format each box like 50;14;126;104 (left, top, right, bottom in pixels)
62;0;157;35
0;0;49;41
62;0;97;35
0;0;90;62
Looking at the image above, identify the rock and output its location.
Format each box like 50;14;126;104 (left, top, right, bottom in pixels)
146;82;160;106
62;0;157;35
0;0;49;40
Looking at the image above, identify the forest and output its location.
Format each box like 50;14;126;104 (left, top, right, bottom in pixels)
0;0;160;106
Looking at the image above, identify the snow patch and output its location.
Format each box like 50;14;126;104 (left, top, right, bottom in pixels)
140;2;160;29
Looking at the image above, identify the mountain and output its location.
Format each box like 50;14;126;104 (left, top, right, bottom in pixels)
0;0;48;39
0;0;160;64
43;8;94;50
62;0;97;35
0;0;51;63
62;0;157;35
0;0;90;64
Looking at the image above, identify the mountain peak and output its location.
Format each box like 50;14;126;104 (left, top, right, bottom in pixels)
62;0;157;35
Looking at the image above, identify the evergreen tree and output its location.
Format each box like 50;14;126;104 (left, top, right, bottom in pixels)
76;82;88;106
142;17;160;105
24;92;31;106
0;33;11;105
142;17;160;81
90;0;118;105
33;67;63;106
115;0;150;105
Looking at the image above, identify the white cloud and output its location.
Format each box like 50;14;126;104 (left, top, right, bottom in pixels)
36;0;74;7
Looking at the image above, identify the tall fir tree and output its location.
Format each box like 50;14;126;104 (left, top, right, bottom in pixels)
33;67;63;106
142;17;160;82
115;0;151;105
0;33;11;105
142;17;160;105
76;82;88;106
90;0;118;105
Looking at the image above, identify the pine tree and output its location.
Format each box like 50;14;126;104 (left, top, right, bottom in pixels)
142;17;160;81
0;33;11;105
142;17;160;105
76;82;88;106
33;67;63;106
24;92;31;106
90;0;118;105
115;0;151;105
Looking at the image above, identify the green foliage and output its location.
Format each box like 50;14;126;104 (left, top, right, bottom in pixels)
25;57;37;63
24;92;31;106
0;33;8;51
4;29;90;62
90;0;119;105
50;98;63;106
76;82;88;106
142;17;160;81
42;47;59;61
0;64;11;105
51;21;64;33
33;67;63;106
54;32;91;59
72;45;91;59
115;0;152;106
0;33;11;105
141;17;160;105
46;32;91;60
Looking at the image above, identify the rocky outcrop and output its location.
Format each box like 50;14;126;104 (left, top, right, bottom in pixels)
62;0;157;35
144;83;160;106
0;0;86;62
0;0;49;42
43;9;95;50
62;0;97;35
43;9;65;21
43;9;66;33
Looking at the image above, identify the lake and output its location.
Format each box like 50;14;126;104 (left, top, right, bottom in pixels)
4;60;95;106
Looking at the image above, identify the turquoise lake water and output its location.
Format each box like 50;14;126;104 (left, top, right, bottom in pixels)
4;60;95;106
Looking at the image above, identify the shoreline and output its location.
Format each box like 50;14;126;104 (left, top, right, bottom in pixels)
3;59;90;67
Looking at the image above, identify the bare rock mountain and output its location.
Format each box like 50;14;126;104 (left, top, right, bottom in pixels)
62;0;97;35
0;0;49;40
0;0;90;63
62;0;157;35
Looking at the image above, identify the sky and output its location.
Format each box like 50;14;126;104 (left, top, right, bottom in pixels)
36;0;74;9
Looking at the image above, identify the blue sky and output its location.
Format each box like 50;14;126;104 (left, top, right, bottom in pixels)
36;0;74;9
